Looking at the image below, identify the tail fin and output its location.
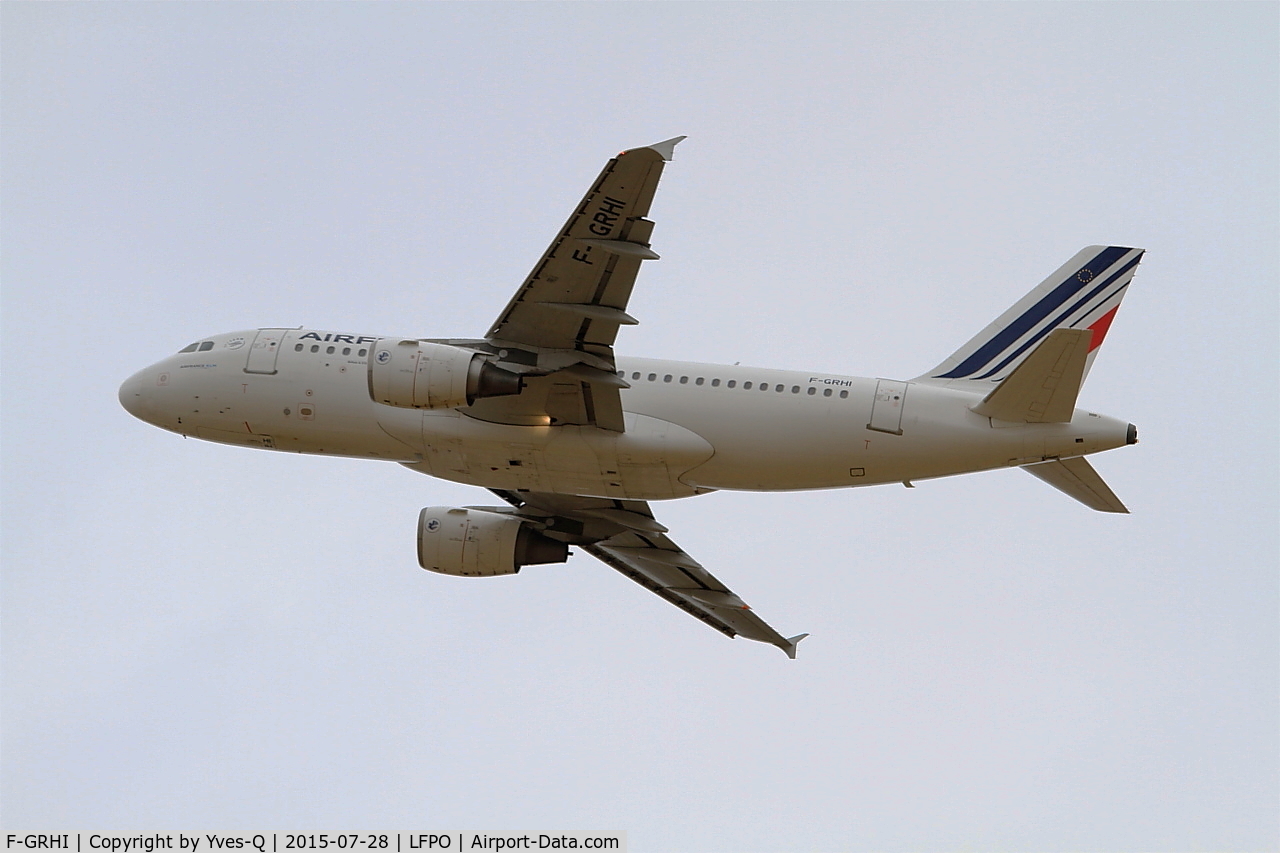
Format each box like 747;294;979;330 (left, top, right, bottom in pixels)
970;328;1090;423
915;246;1144;388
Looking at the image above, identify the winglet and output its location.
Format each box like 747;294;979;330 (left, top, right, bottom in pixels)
779;633;810;660
627;136;686;161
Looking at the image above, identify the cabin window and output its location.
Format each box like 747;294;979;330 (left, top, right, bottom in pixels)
711;379;720;387
727;380;736;388
744;381;753;390
326;346;335;354
358;349;367;357
807;387;816;395
695;377;704;386
343;347;351;355
311;345;320;353
791;386;800;394
679;376;688;384
775;384;784;392
823;388;832;397
648;373;656;381
839;390;849;399
632;372;641;380
295;343;304;352
760;384;768;392
663;374;672;383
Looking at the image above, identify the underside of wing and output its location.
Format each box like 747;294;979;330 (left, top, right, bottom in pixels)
462;364;630;432
463;138;684;432
489;489;808;658
486;137;681;354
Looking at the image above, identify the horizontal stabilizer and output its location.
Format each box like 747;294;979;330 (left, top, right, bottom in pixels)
1023;456;1129;513
971;328;1090;423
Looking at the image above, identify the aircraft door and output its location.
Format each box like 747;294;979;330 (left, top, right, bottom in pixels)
867;379;908;435
245;329;287;375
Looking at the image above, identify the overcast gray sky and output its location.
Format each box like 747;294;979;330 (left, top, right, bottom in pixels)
3;3;1277;850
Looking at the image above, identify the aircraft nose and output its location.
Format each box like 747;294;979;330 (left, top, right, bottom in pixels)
118;370;152;422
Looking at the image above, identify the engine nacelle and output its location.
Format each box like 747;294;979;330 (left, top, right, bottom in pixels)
369;340;523;409
417;507;570;577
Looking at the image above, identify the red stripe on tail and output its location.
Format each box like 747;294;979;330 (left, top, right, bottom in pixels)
1088;306;1119;352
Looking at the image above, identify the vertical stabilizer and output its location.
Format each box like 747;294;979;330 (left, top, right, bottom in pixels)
970;328;1090;423
916;246;1144;389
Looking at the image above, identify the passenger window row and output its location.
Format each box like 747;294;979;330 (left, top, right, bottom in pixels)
620;370;849;398
294;343;368;357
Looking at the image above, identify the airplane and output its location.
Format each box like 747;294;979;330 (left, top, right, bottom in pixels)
119;136;1143;658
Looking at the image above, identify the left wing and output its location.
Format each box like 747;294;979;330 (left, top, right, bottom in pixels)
464;137;684;432
489;489;809;658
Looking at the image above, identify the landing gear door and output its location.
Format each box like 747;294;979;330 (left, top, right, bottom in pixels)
868;379;908;435
245;329;287;375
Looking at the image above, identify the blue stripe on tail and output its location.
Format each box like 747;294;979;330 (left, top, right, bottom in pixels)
936;246;1132;379
970;256;1141;380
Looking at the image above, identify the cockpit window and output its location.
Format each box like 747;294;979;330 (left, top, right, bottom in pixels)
178;342;200;353
198;341;215;352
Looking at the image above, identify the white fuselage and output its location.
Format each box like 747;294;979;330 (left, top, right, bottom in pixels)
119;328;1132;501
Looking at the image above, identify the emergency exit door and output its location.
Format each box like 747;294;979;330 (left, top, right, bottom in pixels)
867;379;908;435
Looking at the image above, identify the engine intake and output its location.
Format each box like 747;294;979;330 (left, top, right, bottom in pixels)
369;340;523;409
417;507;569;577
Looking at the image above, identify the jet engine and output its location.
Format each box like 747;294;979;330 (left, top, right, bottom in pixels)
369;340;523;409
417;507;570;577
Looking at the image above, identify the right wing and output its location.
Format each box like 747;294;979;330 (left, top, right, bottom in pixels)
489;489;809;658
